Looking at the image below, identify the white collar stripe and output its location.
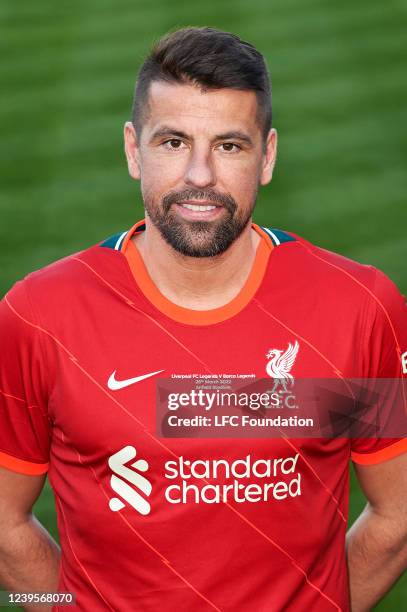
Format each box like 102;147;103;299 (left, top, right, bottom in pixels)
262;227;281;246
114;231;128;251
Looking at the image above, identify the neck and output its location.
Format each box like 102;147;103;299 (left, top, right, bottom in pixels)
131;219;261;310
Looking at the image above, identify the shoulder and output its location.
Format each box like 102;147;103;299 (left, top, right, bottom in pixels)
261;225;401;299
260;226;406;375
261;224;406;334
263;224;406;343
2;231;128;318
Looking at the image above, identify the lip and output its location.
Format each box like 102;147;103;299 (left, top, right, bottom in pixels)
177;200;221;207
173;201;224;221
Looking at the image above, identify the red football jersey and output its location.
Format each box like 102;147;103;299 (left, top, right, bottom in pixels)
0;220;406;611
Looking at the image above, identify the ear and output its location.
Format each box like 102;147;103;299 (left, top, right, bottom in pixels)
260;128;277;186
124;121;141;180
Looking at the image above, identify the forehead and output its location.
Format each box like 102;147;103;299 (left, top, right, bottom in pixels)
143;81;260;136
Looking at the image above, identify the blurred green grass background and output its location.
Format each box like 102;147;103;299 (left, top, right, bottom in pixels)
0;0;406;609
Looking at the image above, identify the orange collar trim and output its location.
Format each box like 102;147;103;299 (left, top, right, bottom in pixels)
122;220;273;326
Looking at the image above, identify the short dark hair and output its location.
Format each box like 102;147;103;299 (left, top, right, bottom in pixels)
132;27;272;142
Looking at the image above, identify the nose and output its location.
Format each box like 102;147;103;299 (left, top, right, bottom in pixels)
184;146;216;188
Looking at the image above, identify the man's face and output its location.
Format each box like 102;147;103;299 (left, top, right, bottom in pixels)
124;81;277;257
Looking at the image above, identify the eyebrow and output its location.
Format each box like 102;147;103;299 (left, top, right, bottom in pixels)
149;126;253;146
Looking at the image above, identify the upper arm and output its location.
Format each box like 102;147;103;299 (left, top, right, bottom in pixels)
352;270;407;519
0;466;46;526
353;452;407;521
351;269;407;463
0;283;51;478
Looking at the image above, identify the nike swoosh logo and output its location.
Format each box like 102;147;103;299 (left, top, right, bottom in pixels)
107;369;164;390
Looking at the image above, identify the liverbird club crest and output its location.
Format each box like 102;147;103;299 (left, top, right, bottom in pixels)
266;341;300;392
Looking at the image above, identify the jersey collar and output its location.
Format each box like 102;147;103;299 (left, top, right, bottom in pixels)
120;219;273;326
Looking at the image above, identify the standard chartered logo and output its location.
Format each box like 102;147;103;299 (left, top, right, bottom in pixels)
108;446;152;515
108;447;302;515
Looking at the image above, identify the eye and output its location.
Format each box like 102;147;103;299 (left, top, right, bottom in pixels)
219;142;241;153
162;139;185;150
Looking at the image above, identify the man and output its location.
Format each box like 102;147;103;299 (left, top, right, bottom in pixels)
0;27;406;612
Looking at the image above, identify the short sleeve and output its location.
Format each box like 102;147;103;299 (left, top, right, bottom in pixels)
351;268;407;465
0;280;51;475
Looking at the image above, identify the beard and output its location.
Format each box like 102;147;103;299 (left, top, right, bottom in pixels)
143;187;257;257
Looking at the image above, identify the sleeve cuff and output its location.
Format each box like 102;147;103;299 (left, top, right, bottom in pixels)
351;438;407;465
0;450;49;475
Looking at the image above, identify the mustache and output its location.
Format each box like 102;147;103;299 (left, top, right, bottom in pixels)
162;189;237;214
